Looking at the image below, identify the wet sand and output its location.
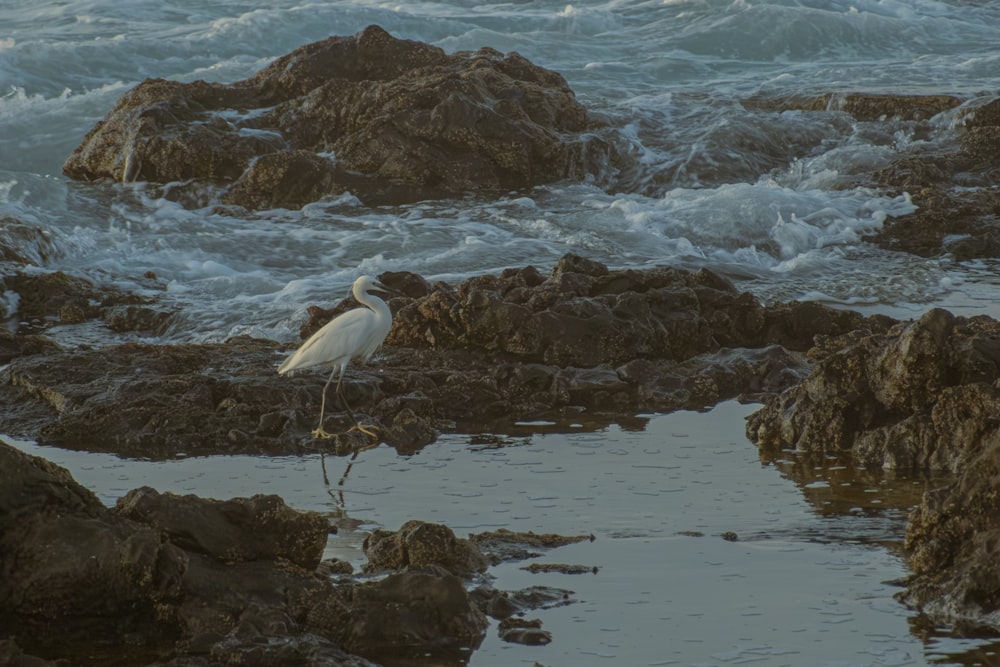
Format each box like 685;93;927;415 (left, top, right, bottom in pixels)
7;401;997;666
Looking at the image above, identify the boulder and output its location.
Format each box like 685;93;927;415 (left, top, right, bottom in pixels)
308;566;488;662
363;520;488;577
747;308;1000;472
115;487;329;570
64;25;622;208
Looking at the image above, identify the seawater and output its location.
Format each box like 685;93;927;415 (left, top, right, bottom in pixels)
9;401;973;666
3;0;1000;344
4;1;1000;664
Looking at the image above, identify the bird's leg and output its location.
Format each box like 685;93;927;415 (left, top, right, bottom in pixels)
335;371;379;440
311;366;341;440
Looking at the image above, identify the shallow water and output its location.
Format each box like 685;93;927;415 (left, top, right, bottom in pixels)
10;400;995;666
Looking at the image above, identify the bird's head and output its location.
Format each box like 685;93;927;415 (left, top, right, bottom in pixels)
353;275;402;301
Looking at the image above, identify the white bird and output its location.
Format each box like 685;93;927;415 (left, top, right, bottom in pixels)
278;275;395;440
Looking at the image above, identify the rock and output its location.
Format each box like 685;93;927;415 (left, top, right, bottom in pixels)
498;617;552;646
307;566;489;662
470;584;574;620
0;257;882;457
363;520;488;577
0;442;186;660
741;92;964;122
744;306;1000;629
747;308;1000;472
64;26;622;208
1;438;486;666
0;639;68;667
898;428;1000;631
471;528;594;565
0;217;59;267
114;487;329;570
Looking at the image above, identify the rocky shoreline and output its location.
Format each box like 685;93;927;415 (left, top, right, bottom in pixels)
4;24;1000;666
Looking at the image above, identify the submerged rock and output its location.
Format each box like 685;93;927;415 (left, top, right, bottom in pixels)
64;25;622;208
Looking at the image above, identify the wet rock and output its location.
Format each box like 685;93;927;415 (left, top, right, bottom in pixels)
522;563;598;575
363;520;488;577
0;639;68;667
0;217;60;267
64;25;622;208
747;308;1000;472
471;585;575;620
498;617;552;646
3;438;480;666
745;306;1000;629
743;91;1000;261
308;566;489;662
470;528;594;565
898;429;1000;631
104;304;173;335
866;95;1000;259
115;487;329;570
0;327;60;364
0;442;185;660
741;92;964;122
0;256;882;458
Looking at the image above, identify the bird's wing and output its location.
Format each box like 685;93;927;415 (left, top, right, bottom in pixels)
277;308;377;374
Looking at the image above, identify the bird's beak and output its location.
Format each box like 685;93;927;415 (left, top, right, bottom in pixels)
372;280;403;298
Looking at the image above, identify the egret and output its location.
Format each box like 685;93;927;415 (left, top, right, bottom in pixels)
278;275;395;440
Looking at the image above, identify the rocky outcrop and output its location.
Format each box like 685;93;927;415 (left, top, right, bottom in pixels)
0;256;887;458
0;440;501;666
746;307;1000;630
899;428;1000;632
747;308;1000;472
63;25;622;208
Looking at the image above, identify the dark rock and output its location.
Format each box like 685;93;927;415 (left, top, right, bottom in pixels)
744;306;1000;628
0;217;60;267
741;92;964;122
1;437;504;666
470;584;574;620
898;429;1000;631
363;520;488;577
308;566;488;661
0;257;879;458
0;327;60;364
104;304;173;335
220;150;343;210
0;442;185;659
0;639;69;667
498;617;552;646
114;486;329;570
470;528;593;565
64;26;622;208
747;308;1000;472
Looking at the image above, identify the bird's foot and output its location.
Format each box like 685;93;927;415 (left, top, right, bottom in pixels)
348;423;380;440
311;427;337;440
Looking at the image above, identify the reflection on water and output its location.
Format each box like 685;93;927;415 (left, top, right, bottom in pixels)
5;401;997;666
